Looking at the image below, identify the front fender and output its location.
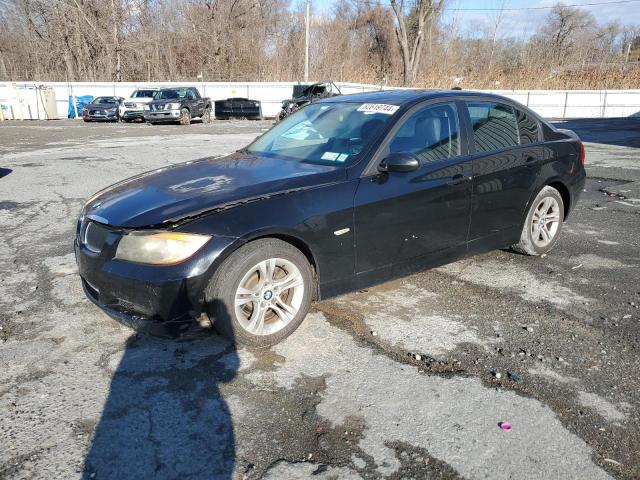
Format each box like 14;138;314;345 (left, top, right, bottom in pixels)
175;179;359;289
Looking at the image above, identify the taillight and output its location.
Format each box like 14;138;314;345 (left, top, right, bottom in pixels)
579;142;585;166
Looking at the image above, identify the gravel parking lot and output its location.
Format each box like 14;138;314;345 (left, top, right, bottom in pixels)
1;118;639;480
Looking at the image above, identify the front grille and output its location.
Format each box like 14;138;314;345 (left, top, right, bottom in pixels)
124;102;136;108
83;221;110;253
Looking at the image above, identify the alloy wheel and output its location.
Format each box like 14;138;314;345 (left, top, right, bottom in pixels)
531;196;561;248
234;258;305;336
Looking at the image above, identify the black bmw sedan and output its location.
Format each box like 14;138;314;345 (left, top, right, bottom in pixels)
75;90;586;346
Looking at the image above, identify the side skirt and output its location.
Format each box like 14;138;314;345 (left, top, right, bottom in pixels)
317;227;520;300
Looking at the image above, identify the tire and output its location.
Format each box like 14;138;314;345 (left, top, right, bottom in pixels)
205;238;314;347
179;107;191;126
201;107;211;124
512;185;564;256
83;119;90;123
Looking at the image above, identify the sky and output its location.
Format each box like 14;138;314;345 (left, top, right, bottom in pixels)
305;0;640;36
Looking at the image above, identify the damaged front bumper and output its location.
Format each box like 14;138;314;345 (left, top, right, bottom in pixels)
75;230;238;337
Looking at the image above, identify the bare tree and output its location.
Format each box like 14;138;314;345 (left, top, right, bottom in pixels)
390;0;445;86
0;0;637;89
540;4;596;67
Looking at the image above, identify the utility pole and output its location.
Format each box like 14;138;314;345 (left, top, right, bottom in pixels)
304;0;310;82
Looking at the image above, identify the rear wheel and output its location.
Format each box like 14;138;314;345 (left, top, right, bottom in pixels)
512;186;564;256
205;239;313;347
201;107;211;124
179;108;191;126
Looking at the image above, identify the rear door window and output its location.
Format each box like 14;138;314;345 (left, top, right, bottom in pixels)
466;102;519;153
388;102;460;164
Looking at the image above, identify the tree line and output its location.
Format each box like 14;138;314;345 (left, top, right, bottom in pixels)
0;0;639;89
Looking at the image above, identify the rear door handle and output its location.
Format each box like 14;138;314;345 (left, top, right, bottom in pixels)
447;174;467;186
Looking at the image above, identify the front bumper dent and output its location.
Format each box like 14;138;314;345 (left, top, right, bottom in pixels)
81;279;196;337
75;233;239;337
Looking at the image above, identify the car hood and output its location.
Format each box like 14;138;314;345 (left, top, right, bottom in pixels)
83;152;345;228
148;99;179;106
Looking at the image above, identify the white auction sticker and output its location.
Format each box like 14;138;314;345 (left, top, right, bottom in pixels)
321;151;340;161
357;103;400;115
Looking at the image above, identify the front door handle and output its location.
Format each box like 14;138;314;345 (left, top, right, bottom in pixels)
524;156;538;167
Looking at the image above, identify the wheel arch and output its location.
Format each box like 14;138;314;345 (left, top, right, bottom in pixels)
547;180;571;220
523;178;572;223
213;231;320;301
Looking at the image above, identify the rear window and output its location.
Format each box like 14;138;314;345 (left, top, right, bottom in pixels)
467;102;519;153
515;108;540;144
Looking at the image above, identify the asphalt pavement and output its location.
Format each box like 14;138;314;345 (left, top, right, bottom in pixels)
0;117;638;479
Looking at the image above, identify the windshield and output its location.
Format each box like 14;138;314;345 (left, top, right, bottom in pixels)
133;90;156;98
153;89;185;100
94;97;117;105
247;102;396;165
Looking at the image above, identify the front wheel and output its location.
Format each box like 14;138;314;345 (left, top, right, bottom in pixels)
205;239;313;347
179;107;191;126
512;185;564;256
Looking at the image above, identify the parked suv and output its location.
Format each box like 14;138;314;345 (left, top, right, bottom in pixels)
119;88;159;122
144;87;212;125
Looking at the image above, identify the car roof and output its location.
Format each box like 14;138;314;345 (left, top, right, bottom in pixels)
321;89;517;107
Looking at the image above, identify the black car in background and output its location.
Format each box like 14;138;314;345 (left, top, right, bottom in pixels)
76;90;585;347
214;97;263;120
277;80;342;121
82;96;124;122
144;87;212;125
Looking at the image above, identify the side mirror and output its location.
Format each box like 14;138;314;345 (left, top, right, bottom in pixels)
378;152;420;173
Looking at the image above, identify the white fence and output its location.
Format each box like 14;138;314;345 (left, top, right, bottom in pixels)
1;81;640;120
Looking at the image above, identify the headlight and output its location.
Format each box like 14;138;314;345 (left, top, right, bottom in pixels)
169;102;181;109
115;231;211;265
144;105;151;111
